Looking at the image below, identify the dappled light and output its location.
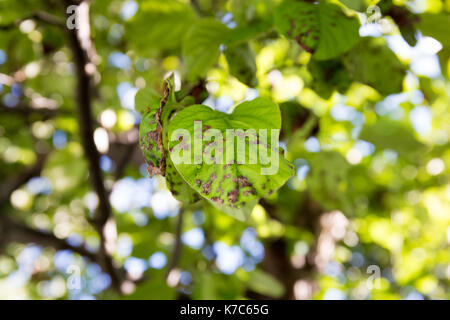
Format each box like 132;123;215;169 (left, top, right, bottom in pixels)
0;0;449;302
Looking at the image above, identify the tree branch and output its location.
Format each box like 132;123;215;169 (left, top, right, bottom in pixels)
0;151;136;288
0;104;73;120
33;11;66;28
0;217;97;262
0;153;48;205
60;0;122;292
190;0;202;16
0;11;65;30
0;152;96;267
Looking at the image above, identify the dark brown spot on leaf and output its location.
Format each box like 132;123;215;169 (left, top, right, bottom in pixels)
227;189;239;204
211;197;224;205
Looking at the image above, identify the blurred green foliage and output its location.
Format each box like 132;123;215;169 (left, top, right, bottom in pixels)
0;0;449;300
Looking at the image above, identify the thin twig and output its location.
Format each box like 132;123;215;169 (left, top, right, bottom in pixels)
33;11;66;28
0;11;65;30
166;208;184;280
0;104;73;120
0;153;48;205
0;217;97;261
190;0;202;15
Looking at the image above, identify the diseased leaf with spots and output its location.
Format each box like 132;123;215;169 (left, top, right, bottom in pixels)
207;198;259;221
138;74;179;179
138;94;165;178
165;155;202;204
274;0;319;54
138;75;200;203
161;77;202;203
274;0;360;60
167;97;294;219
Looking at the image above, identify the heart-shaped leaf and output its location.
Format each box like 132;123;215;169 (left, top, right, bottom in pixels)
167;97;294;217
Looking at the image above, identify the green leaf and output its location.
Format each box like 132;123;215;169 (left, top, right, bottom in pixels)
138;100;165;177
135;87;161;114
207;198;259;221
308;59;352;99
225;20;272;45
165;156;202;204
342;38;406;95
419;13;450;74
399;23;418;47
419;13;450;47
274;0;360;60
167;97;294;219
126;0;197;51
228;0;276;25
0;31;36;68
193;272;218;299
359;119;427;160
138;75;200;203
193;272;244;299
0;0;42;25
338;0;366;12
314;1;361;60
123;273;176;299
247;269;285;298
182;18;230;80
279;101;318;140
138;75;180;178
225;43;258;87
